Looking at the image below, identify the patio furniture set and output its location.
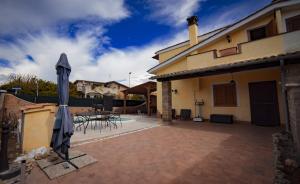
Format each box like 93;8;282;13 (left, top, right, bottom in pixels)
73;111;122;134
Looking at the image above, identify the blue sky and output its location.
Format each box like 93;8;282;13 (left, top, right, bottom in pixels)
0;0;271;86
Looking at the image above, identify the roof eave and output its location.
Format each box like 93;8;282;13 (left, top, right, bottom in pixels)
151;51;300;81
148;0;300;74
154;26;230;55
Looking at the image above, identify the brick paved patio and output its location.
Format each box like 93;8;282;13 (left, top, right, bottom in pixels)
26;121;281;184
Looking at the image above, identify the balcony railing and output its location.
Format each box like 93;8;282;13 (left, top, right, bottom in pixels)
187;30;300;70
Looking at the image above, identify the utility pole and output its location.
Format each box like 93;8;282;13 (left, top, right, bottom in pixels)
129;72;132;88
36;79;39;98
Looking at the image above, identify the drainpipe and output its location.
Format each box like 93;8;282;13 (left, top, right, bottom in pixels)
280;59;291;132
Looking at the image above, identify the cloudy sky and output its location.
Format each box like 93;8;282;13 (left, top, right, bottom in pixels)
0;0;271;86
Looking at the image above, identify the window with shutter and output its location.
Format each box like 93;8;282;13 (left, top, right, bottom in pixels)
249;26;267;41
213;83;237;107
286;14;300;32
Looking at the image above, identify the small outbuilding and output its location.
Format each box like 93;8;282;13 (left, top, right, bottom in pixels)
122;81;156;116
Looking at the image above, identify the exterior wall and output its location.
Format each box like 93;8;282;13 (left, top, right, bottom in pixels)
171;78;199;118
155;14;283;75
21;104;57;153
154;11;300;76
154;6;300;76
100;83;128;99
198;14;275;55
283;30;300;52
158;58;187;75
154;6;299;126
187;33;285;70
157;27;227;63
157;68;285;124
156;29;300;76
159;45;189;63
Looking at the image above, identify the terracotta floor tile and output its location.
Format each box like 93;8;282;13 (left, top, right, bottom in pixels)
26;121;280;184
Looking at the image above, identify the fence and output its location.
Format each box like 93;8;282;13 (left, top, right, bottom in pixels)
15;94;144;107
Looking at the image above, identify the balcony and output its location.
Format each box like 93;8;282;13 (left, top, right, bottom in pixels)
187;30;300;70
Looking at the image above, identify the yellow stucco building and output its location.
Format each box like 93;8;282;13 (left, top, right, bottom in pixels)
149;0;300;127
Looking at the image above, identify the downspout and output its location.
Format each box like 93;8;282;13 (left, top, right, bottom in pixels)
280;59;291;132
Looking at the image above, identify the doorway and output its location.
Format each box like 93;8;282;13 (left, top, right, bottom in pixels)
249;81;280;126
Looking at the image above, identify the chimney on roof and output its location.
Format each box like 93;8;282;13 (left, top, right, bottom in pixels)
187;16;198;46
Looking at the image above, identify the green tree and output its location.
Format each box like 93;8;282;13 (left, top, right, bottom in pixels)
130;94;144;100
0;74;81;97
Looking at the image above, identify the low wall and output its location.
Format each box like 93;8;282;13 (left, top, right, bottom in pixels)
69;106;93;115
2;93;94;117
21;103;57;153
3;93;34;119
3;93;145;118
113;103;147;114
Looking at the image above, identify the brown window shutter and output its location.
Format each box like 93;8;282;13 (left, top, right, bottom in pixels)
213;83;237;107
225;83;237;106
286;14;300;32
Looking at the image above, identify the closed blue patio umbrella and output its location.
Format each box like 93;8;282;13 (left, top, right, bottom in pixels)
50;53;73;161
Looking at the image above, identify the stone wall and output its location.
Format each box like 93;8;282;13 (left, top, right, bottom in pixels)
285;63;300;160
272;131;298;184
162;81;172;123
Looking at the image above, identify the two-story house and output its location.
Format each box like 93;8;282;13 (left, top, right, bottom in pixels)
149;0;300;131
74;80;128;99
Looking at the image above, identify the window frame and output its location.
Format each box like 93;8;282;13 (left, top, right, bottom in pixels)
247;25;268;41
212;82;238;107
285;14;300;32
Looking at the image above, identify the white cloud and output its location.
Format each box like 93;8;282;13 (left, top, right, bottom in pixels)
0;0;272;88
147;0;204;26
0;30;186;86
0;0;190;87
0;0;129;35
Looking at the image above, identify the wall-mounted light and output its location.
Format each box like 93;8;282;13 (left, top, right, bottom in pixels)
226;35;231;43
230;80;236;85
171;89;178;94
230;73;236;85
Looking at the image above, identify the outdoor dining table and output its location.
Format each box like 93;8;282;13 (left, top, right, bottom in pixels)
74;111;117;134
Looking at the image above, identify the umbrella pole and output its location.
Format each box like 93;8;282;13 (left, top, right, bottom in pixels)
65;150;69;161
55;150;79;170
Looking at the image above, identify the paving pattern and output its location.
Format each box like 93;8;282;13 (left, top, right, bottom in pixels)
26;121;281;184
36;150;97;180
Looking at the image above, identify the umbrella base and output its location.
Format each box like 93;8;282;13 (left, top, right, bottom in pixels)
36;150;97;180
55;151;79;170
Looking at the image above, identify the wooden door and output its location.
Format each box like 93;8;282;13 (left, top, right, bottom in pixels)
249;81;280;126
